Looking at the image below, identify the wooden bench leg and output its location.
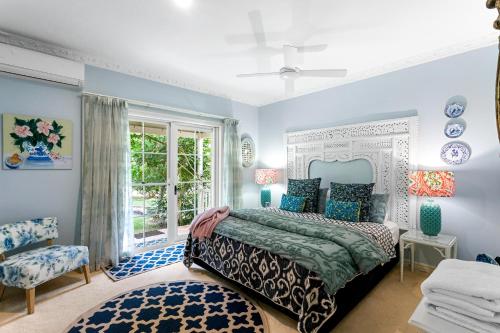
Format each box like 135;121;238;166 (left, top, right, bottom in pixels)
26;288;35;314
82;264;91;284
0;283;5;301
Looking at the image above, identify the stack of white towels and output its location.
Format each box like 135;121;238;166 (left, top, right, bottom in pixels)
421;259;500;333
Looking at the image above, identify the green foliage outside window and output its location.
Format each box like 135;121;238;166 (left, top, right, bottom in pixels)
130;124;212;236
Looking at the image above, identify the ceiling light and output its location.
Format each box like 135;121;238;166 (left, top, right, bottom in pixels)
173;0;193;9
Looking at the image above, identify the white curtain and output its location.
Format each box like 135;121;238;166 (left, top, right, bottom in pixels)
222;118;242;209
81;95;134;271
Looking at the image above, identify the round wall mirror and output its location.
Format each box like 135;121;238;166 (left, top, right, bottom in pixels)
241;136;255;168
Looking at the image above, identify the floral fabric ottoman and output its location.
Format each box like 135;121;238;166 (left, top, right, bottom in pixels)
0;245;89;289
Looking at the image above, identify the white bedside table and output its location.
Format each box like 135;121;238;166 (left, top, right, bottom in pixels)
399;229;457;282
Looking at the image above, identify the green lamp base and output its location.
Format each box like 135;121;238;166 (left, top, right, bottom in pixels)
420;199;441;236
260;187;271;207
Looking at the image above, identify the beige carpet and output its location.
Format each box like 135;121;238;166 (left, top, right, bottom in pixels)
0;262;427;333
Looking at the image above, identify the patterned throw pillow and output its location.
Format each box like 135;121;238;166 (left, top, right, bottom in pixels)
279;194;306;213
369;194;390;223
476;254;500;266
324;200;360;222
317;188;329;214
329;182;375;222
287;178;321;213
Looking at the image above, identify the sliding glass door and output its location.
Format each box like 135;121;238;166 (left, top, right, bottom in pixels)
130;118;218;250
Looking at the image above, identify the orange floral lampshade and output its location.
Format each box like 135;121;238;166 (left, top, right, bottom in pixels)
408;171;455;197
255;169;278;185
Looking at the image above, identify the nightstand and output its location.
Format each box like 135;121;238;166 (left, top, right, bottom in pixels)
399;229;457;282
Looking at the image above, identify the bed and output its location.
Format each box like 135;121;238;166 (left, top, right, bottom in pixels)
184;117;418;332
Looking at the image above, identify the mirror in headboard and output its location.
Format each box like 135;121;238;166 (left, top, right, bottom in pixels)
309;159;373;187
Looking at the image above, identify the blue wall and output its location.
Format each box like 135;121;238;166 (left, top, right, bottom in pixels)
0;77;82;245
0;66;259;245
258;46;500;264
2;45;499;265
85;66;236;118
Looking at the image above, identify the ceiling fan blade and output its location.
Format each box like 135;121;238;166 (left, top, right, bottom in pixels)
297;44;328;53
248;10;266;46
225;34;259;44
283;45;298;68
237;72;280;78
285;79;295;95
299;69;347;78
225;10;272;45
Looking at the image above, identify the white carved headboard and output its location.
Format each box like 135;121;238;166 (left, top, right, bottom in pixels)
285;116;418;229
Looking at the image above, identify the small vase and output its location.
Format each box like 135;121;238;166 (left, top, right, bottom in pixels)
23;141;52;162
420;199;441;236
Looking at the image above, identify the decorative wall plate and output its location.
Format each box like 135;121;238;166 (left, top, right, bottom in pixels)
444;118;466;138
241;136;255;167
440;141;471;165
444;95;467;118
444;102;465;118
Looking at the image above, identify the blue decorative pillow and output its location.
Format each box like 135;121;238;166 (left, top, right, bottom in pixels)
330;182;375;222
369;194;389;223
324;200;361;222
287;178;321;213
476;254;499;266
279;194;306;213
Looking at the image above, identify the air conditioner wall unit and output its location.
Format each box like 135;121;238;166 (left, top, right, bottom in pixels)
0;43;84;87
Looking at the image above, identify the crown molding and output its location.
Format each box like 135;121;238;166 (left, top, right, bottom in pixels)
1;30;497;108
0;31;256;106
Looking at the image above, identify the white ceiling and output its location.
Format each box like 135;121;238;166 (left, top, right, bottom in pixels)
0;0;497;106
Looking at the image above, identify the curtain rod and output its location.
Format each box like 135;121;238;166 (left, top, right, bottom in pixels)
81;91;228;120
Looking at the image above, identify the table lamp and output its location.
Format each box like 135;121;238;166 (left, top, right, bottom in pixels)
408;171;455;236
255;169;278;207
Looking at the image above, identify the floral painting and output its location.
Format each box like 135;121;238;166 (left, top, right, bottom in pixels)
2;114;73;170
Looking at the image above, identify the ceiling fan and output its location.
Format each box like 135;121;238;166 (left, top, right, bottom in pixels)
236;44;347;94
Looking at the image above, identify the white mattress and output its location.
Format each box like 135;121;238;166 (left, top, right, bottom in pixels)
384;220;400;245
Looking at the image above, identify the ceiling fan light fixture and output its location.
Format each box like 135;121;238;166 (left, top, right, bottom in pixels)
279;67;299;80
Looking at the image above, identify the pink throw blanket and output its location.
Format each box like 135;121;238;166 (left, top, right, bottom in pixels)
190;206;230;240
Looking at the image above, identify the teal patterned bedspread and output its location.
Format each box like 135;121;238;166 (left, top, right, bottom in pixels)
214;209;389;294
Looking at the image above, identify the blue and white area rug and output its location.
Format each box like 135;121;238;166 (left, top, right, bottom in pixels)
104;243;185;281
65;280;267;333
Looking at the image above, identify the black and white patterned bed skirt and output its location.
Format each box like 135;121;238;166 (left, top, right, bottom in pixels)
184;233;337;333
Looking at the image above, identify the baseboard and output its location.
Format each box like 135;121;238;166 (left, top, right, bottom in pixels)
403;259;435;273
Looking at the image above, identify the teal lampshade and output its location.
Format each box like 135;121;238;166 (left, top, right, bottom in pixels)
408;171;455;237
256;169;278;207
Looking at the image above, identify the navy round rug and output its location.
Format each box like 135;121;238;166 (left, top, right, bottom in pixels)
66;280;267;333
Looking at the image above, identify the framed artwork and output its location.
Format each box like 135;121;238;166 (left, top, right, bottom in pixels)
2;113;73;170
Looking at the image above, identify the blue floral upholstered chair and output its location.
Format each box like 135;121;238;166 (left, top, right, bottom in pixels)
0;217;90;314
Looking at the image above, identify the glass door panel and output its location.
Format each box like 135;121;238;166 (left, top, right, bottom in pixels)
172;125;215;240
129;121;169;250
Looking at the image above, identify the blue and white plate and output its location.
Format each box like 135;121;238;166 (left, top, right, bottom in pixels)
440;141;471;165
4;156;23;169
444;118;466;138
444;102;465;118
